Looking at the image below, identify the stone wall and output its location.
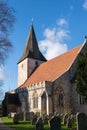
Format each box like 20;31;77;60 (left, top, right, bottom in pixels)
52;72;72;114
18;58;28;87
27;82;45;115
18;58;45;87
68;43;87;114
28;58;44;77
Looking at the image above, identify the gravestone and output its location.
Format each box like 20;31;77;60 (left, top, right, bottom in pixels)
36;112;40;118
54;112;59;116
49;116;61;130
23;111;26;121
49;113;53;119
35;117;44;130
60;113;64;122
43;115;49;124
19;112;24;120
25;112;31;120
10;112;16;118
77;113;87;130
32;114;37;125
63;114;68;125
30;112;34;120
66;116;72;128
73;114;76;123
13;114;19;124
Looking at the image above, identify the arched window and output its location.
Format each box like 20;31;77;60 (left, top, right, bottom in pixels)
54;87;64;107
33;91;38;108
41;92;47;110
59;93;63;106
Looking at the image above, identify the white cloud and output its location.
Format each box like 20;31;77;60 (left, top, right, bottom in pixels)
39;18;70;60
0;66;5;80
57;18;68;27
83;0;87;10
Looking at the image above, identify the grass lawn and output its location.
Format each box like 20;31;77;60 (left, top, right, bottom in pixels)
2;117;73;130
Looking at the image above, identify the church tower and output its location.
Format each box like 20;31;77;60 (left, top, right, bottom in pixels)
18;25;47;87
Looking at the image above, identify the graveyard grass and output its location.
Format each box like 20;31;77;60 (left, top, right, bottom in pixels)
2;117;72;130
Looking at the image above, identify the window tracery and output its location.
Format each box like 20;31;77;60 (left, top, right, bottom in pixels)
54;87;64;107
32;91;38;108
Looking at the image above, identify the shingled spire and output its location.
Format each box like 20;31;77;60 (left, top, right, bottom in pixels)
18;25;46;63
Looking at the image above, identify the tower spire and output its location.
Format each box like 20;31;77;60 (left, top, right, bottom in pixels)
18;25;46;63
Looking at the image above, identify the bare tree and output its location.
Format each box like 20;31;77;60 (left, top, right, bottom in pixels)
0;1;15;65
0;1;15;99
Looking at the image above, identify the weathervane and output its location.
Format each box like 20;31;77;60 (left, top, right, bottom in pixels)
31;18;34;25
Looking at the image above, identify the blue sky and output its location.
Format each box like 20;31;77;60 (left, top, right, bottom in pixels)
0;0;87;99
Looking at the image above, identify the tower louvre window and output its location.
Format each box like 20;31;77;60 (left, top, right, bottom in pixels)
21;64;23;68
35;61;38;66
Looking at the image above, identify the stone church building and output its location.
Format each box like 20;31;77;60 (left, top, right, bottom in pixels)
16;25;87;116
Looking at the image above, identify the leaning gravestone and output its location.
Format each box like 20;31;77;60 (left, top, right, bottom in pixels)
66;116;72;129
35;117;44;130
77;113;87;130
49;116;61;130
49;113;53;119
63;114;68;125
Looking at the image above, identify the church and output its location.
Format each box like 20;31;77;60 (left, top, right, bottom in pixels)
16;25;87;116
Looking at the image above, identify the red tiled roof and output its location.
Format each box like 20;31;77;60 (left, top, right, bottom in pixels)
20;44;82;88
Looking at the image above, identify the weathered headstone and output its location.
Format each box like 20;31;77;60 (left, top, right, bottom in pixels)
30;112;34;120
36;112;40;118
13;114;19;124
43;115;49;124
60;113;64;122
77;113;87;130
10;112;16;118
49;113;53;119
19;112;24;120
66;116;72;128
25;112;30;120
32;114;37;125
73;114;76;123
54;112;58;116
63;114;68;125
23;111;26;121
49;116;61;130
35;117;44;130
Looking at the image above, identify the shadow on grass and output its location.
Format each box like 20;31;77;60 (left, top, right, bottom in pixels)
2;117;74;130
4;122;71;130
3;121;35;130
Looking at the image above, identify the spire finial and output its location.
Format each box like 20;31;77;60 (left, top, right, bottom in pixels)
31;18;34;25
